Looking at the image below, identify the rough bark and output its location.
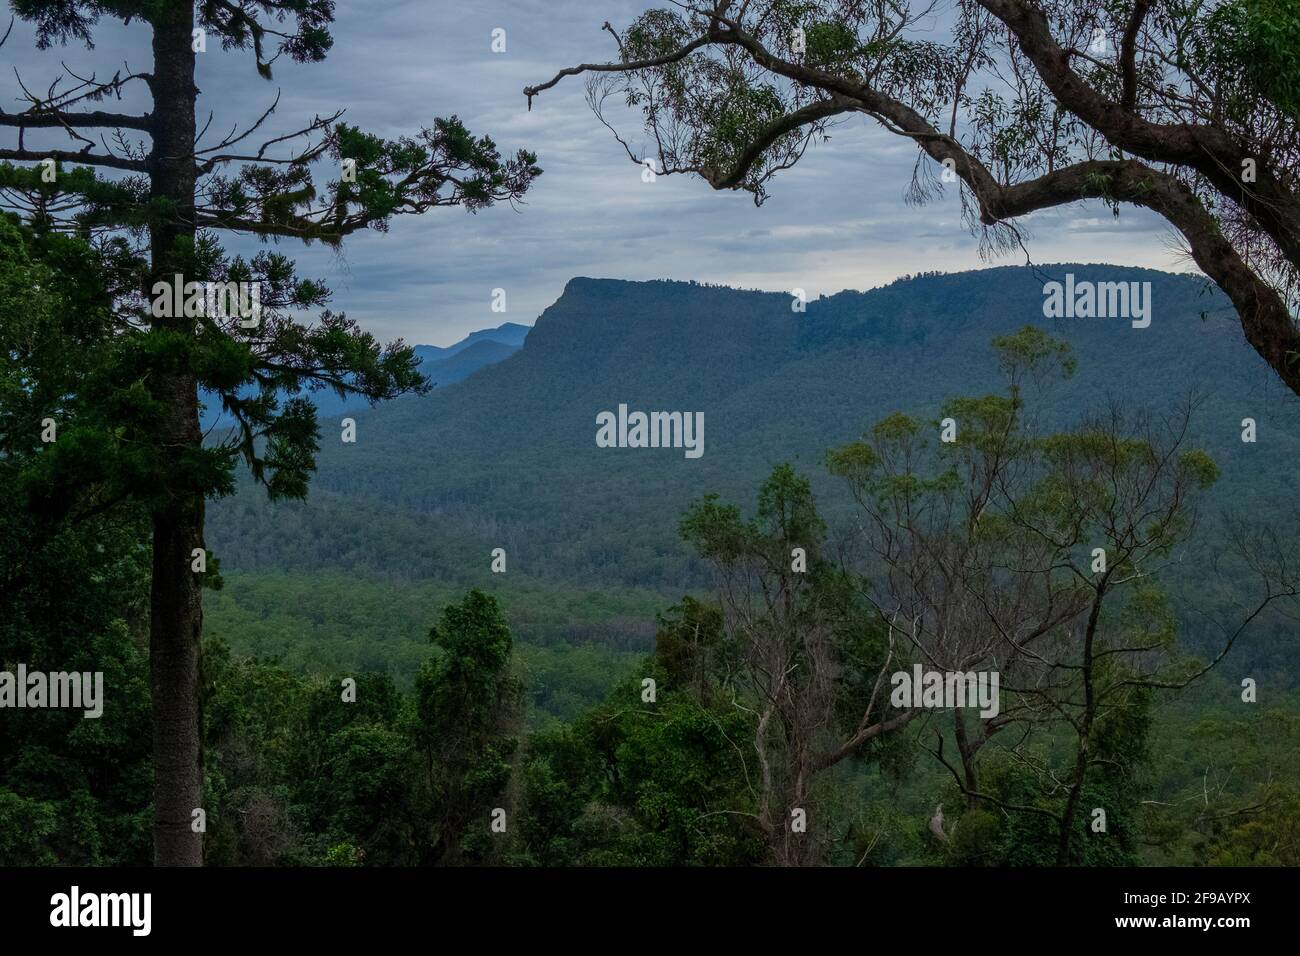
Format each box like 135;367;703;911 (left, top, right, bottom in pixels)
1056;585;1104;866
147;1;204;867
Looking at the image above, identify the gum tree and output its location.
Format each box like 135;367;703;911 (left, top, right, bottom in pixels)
679;464;914;865
826;328;1090;818
526;0;1300;396
0;1;539;865
828;329;1299;863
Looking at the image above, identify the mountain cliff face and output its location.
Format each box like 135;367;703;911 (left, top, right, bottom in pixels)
206;265;1300;664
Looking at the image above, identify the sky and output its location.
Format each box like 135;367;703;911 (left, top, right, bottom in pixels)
1;0;1191;346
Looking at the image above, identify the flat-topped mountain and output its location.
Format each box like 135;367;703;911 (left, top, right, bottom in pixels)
206;265;1300;671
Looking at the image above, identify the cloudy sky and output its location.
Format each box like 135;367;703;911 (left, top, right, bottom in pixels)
3;0;1189;345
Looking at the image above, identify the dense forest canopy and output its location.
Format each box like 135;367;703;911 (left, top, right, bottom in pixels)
6;235;1300;864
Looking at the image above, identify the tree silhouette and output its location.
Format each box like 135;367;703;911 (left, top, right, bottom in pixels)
1;1;539;865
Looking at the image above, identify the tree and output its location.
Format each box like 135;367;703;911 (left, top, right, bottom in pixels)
827;328;1299;863
526;0;1300;396
1;2;539;865
516;598;766;867
679;464;912;864
413;589;522;865
827;327;1088;817
0;216;153;865
1202;783;1300;865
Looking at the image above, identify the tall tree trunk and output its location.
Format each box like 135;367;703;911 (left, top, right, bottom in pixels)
1056;591;1103;866
147;2;203;867
953;711;980;811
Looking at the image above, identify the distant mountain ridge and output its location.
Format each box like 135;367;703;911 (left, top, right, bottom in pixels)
420;339;520;388
413;321;530;364
200;320;530;427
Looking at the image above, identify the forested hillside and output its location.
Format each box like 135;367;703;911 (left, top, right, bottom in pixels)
206;264;1300;698
9;236;1300;866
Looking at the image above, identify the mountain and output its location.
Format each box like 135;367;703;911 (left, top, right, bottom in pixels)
412;321;530;364
421;338;520;389
204;265;1300;688
200;321;529;427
